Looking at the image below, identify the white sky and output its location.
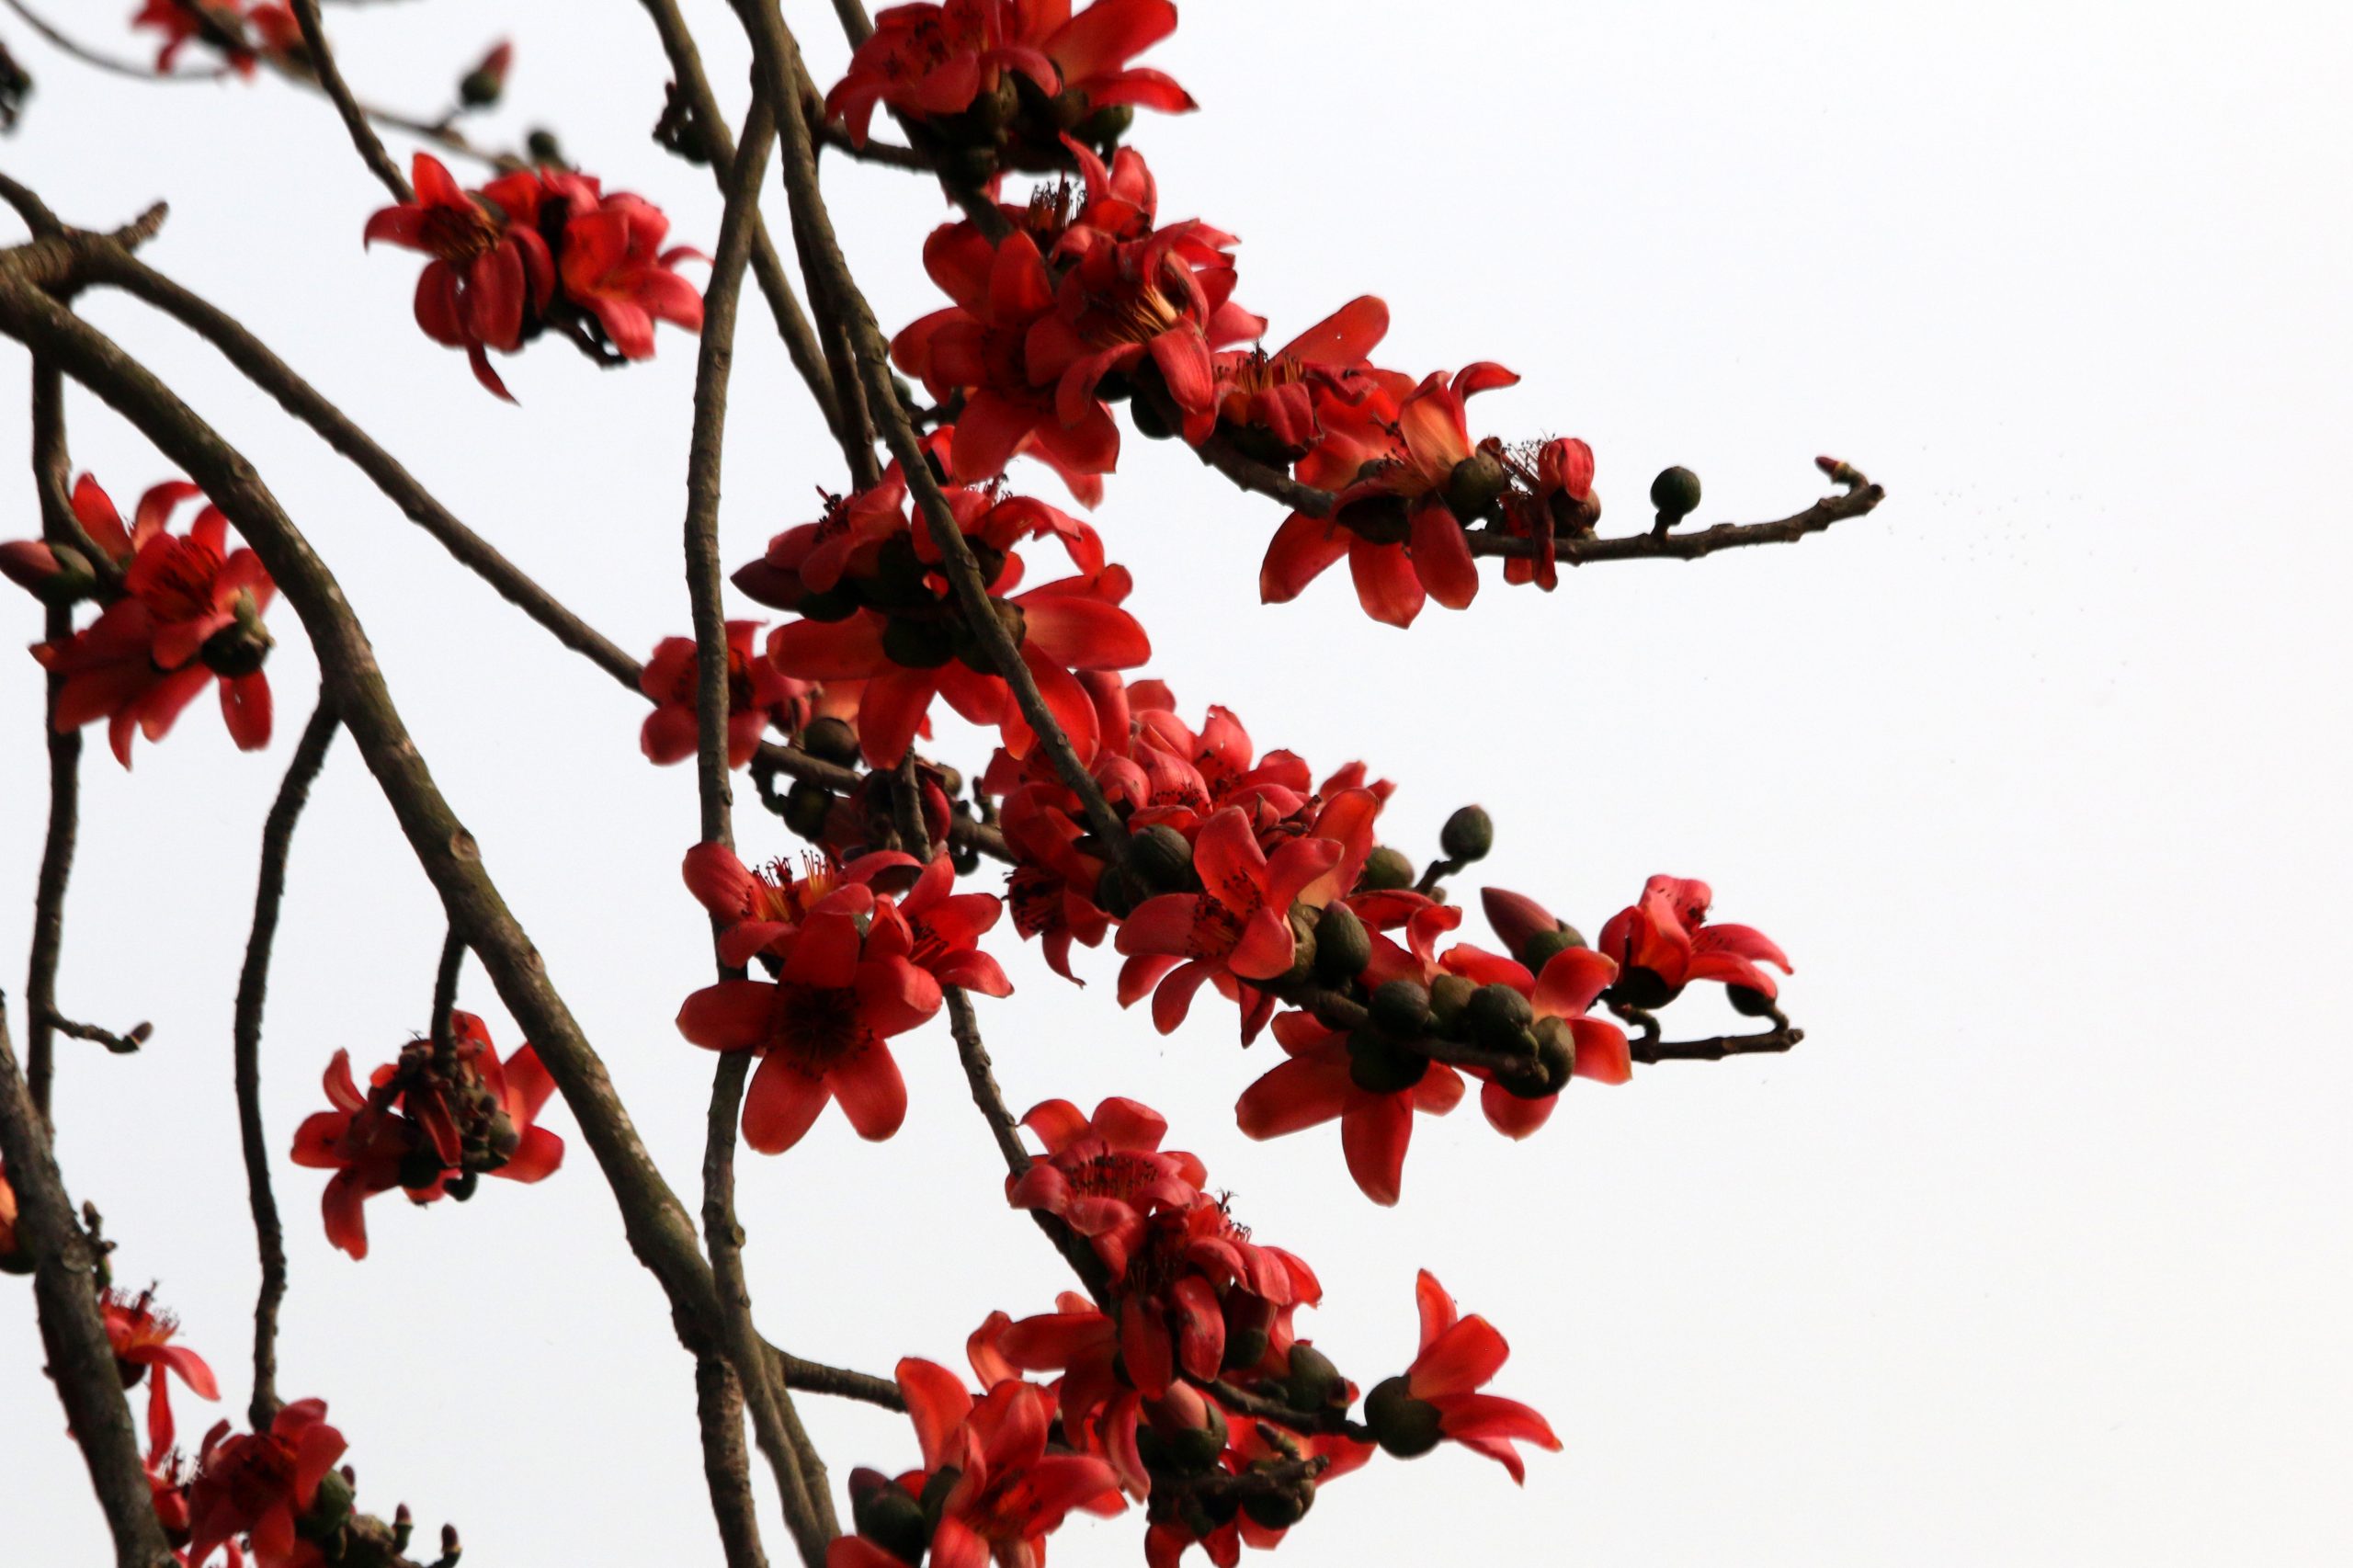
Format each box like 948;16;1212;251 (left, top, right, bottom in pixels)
3;1;2349;1564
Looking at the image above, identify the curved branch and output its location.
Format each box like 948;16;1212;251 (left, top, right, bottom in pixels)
288;0;414;203
232;694;339;1429
0;0;229;82
24;355;74;1119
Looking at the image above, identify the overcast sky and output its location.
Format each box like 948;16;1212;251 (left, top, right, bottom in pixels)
3;2;2348;1564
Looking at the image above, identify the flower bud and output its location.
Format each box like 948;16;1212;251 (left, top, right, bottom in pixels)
1727;983;1779;1017
1438;804;1493;863
881;615;955;670
1127;823;1196;892
1145;1385;1230;1473
1463;983;1534;1051
1368;979;1431;1040
1481;887;1559;958
1;539;96;603
1521;925;1587;971
1077;101;1135;146
1094;861;1146;920
1312;901;1371;983
1347;1024;1428;1095
1127;385;1177;441
796;582;863;622
526;128;565;166
297;1468;355;1540
1363;1375;1444;1459
1222;1290;1276;1371
853;1480;930;1565
1335;492;1410;543
1445;453;1509;519
783;780;835;840
1283;1343;1347;1411
1650;465;1702;523
1240;1471;1315;1531
1358;846;1415;892
199;604;274;679
1426;972;1476;1032
800;715;860;767
1532;1018;1576;1094
396;1145;447;1193
458;42;513;109
1280;904;1319;984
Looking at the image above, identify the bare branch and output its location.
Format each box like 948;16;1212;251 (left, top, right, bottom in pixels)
24;355;74;1120
288;0;415;203
0;0;228;82
233;693;339;1430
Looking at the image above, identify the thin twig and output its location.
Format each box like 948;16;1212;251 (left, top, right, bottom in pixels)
25;355;75;1120
43;1015;149;1054
0;994;177;1568
232;694;339;1429
0;0;229;82
288;0;415;203
427;924;464;1067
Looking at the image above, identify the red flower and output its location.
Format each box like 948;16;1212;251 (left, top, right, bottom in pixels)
1112;1197;1317;1398
1474;945;1628;1142
895;227;1120;493
364;153;557;400
133;1;294;76
555;184;706;359
676;859;942;1153
1597;874;1791;1009
1006;1096;1205;1276
1233;1008;1465;1207
638;620;808;767
833;1359;1124;1568
1363;1271;1560;1483
185;1398;347;1568
869;852;1017;996
102;1290;221;1454
1210;295;1390;463
31;475;277;767
1113;806;1341;1033
1261;363;1519;628
767;559;1150;769
289;1013;564;1259
824;0;1191;148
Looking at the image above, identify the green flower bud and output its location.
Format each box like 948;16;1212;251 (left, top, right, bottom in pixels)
1650;465;1703;521
1368;979;1432;1040
199;607;273;679
1241;1474;1315;1531
783;780;835;840
1094;862;1145;921
1128;824;1196;892
853;1485;929;1566
297;1468;355;1540
1128;387;1177;441
1347;1025;1429;1095
1281;904;1319;985
1520;925;1586;971
800;716;861;767
1364;1375;1444;1459
1438;804;1494;863
1358;846;1415;892
1463;983;1534;1051
881;615;956;669
1283;1344;1347;1411
1427;972;1477;1032
797;582;864;622
1532;1017;1576;1094
1076;101;1135;146
1444;452;1509;518
1727;983;1779;1017
526;128;565;166
1312;901;1371;983
1154;1400;1230;1474
460;69;503;108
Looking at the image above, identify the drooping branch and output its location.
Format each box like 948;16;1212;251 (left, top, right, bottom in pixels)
24;354;74;1120
288;0;415;204
232;693;340;1431
0;994;176;1568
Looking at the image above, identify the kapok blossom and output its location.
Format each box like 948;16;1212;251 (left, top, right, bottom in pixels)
1361;1270;1561;1483
1597;874;1791;1010
1006;1096;1206;1277
638;619;811;768
29;474;277;766
1233;1008;1466;1207
676;848;944;1153
1211;295;1391;464
184;1398;347;1568
102;1290;221;1454
133;1;298;76
289;1013;564;1259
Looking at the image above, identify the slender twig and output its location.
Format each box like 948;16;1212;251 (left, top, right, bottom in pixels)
25;356;75;1120
233;694;339;1429
44;1016;149;1053
0;994;177;1568
772;1353;903;1409
813;123;929;171
631;0;851;455
827;0;874;47
1631;1025;1803;1063
427;924;464;1066
0;0;229;82
735;0;1129;851
288;0;415;203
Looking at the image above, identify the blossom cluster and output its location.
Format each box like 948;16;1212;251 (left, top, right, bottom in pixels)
366;152;704;399
7;473;278;766
828;1096;1559;1568
133;0;300;76
290;1011;564;1259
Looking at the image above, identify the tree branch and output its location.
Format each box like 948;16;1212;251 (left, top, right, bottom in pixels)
0;993;176;1568
25;354;74;1120
287;0;413;203
233;693;339;1431
694;1357;772;1568
0;0;228;82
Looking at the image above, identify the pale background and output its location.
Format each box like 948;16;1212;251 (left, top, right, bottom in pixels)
2;1;2348;1563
